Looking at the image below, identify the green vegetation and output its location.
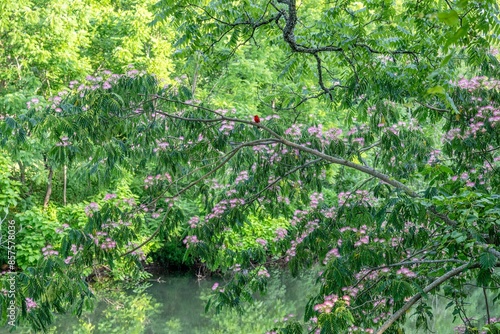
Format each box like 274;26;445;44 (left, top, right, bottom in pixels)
1;0;500;333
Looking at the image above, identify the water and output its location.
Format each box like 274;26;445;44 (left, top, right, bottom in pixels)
42;269;315;334
10;270;499;333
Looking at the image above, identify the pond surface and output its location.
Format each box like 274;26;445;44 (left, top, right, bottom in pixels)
45;269;316;334
13;269;500;333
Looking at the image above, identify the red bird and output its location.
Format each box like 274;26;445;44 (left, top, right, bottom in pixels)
253;115;260;123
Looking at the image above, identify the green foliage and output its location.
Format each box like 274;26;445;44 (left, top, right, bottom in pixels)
149;240;194;271
14;207;61;268
94;290;160;334
0;153;21;214
0;257;93;331
0;0;175;97
1;0;500;332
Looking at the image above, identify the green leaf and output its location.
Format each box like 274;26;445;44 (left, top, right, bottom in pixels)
437;10;460;27
427;86;445;95
444;93;459;113
479;252;496;269
440;53;453;66
445;27;468;47
437;165;453;175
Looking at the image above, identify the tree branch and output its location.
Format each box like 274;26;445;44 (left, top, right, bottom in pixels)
376;262;474;333
150;98;500;260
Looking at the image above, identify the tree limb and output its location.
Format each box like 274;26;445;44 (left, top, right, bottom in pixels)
376;262;474;333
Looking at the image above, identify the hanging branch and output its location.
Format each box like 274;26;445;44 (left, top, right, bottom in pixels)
376;263;474;333
150;96;500;261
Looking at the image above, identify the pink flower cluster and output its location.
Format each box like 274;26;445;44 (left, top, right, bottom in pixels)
309;192;324;209
84;202;99;217
277;195;291;204
274;227;287;241
252;143;285;164
449;162;497;188
122;197;136;207
219;121;235;135
323;248;341;264
354;267;388;282
371;311;390;324
257;268;270;278
320;206;336;218
444;106;500;143
338;190;376;207
284;124;302;139
391;237;403;247
102;219;131;229
183;235;200;248
285;219;319;262
71;244;83;254
313;294;351;314
25;298;38;312
354;235;370;248
396;267;417;278
100;238;117;250
234;170;249;185
205;198;245;221
64;244;84;264
348;326;374;333
88;232;117;250
144;173;172;189
286;123;343;148
427;149;441;165
55;223;70;234
323;128;343;144
307;124;323;137
153;139;170;152
342;285;362;300
339;225;366;234
454;76;500;91
48;92;67;112
290;209;309;227
71;71;125;99
188;216;200;228
103;193;117;201
255;238;267;247
26;97;41;111
55;136;71;147
126;242;146;260
42;245;59;258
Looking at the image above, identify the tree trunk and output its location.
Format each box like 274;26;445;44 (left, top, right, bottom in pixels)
43;167;53;208
18;161;25;184
63;164;67;206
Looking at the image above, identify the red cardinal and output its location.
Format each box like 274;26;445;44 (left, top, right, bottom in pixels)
253;115;260;123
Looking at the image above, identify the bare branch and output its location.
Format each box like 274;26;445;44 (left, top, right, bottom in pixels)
376;262;474;333
415;100;450;113
121;206;172;257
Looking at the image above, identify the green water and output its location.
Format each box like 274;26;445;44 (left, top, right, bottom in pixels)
44;269;316;334
11;270;499;333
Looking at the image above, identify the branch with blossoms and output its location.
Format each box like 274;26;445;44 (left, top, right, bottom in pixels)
376;261;500;333
149;96;500;263
144;138;282;209
355;258;468;286
151;95;419;195
15;69;497;333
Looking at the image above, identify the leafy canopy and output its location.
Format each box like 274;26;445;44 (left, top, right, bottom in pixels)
1;0;500;333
